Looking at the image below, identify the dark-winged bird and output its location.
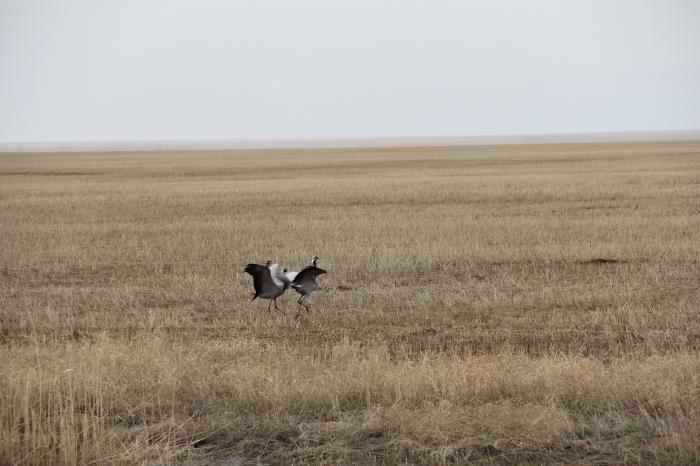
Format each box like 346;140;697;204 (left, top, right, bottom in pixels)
290;256;327;318
244;260;286;315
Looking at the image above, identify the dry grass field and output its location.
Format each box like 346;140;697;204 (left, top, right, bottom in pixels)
1;141;699;465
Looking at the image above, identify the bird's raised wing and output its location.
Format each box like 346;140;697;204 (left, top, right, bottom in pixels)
244;263;279;295
292;266;327;285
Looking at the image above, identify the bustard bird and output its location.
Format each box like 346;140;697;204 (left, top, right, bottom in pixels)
290;256;327;318
280;257;314;294
244;260;287;315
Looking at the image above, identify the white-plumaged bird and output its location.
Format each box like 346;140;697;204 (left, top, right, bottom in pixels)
290;256;327;318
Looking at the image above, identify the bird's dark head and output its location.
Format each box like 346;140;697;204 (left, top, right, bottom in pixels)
312;256;319;267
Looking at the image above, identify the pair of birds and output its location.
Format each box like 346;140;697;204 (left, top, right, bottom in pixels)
244;255;327;318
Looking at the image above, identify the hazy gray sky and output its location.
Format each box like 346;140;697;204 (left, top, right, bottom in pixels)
2;0;699;142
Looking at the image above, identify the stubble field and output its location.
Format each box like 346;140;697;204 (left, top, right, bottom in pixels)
1;141;699;465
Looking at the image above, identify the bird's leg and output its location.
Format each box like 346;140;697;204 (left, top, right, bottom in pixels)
298;295;310;313
295;296;307;320
273;299;286;316
267;300;273;313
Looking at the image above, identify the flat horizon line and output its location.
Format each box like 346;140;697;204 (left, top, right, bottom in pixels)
2;129;700;153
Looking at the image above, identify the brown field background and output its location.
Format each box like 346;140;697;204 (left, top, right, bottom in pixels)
1;141;699;465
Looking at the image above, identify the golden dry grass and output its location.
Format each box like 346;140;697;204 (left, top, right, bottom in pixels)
1;141;699;465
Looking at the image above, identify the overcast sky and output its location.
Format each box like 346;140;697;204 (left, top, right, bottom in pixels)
1;0;699;143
